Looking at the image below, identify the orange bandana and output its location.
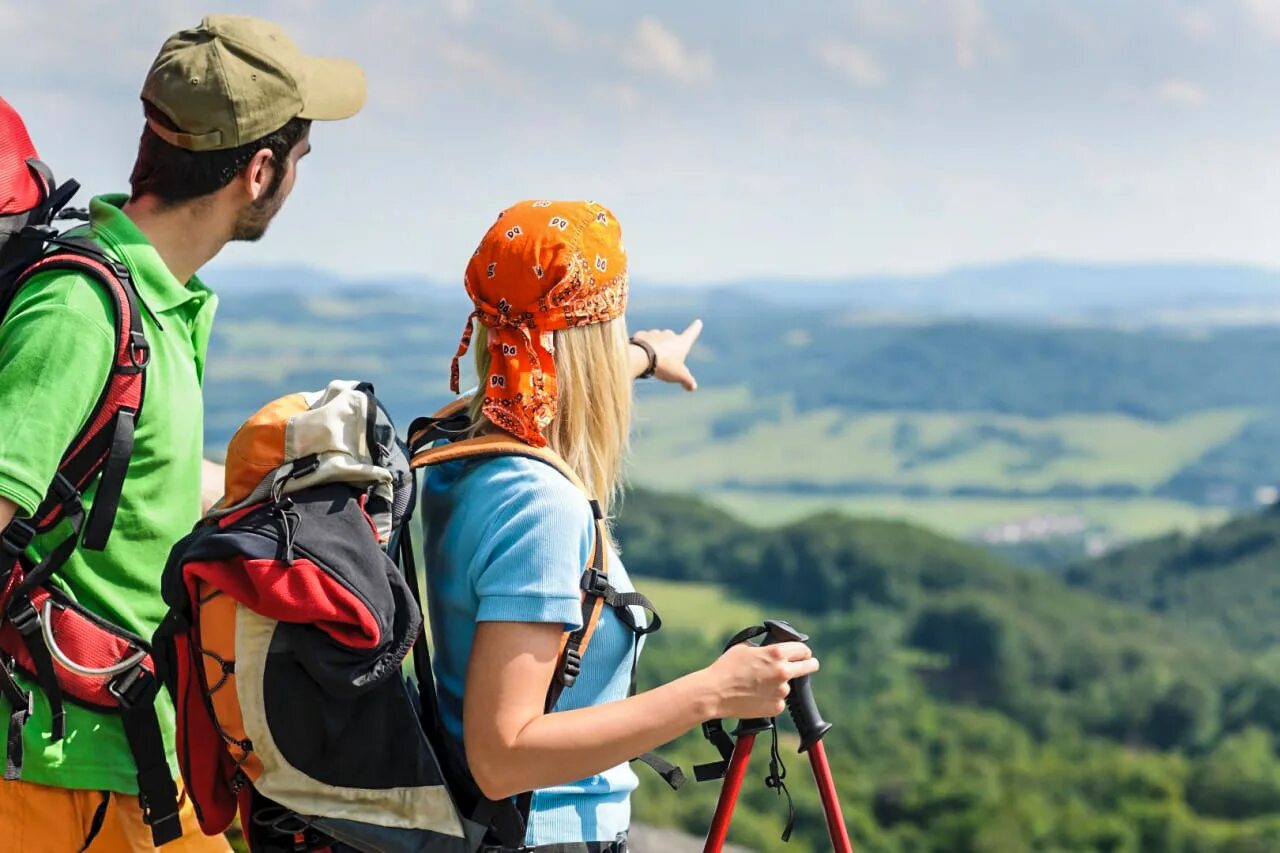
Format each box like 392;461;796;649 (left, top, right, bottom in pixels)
451;200;629;447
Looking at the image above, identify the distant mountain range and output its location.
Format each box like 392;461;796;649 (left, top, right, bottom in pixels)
707;259;1280;322
204;258;1280;324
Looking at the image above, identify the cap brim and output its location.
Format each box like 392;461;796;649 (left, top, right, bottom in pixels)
297;55;366;122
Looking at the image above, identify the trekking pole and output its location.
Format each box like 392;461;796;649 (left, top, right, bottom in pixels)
807;739;850;853
702;620;853;853
702;716;770;852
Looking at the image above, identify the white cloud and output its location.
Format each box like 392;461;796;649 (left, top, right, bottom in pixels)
947;0;1003;70
1180;7;1218;40
436;40;509;84
847;0;918;36
1243;0;1280;40
537;8;583;48
594;83;643;110
816;40;886;87
1158;78;1206;107
623;18;713;84
442;0;475;23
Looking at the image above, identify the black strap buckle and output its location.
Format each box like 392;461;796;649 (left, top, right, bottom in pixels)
580;568;611;597
6;599;40;637
0;520;35;558
559;644;583;688
694;718;737;782
48;473;79;506
108;665;155;709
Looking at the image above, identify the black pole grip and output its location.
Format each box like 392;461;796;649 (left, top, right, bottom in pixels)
784;671;831;752
760;620;832;752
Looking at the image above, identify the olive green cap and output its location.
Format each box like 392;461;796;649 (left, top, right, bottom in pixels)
141;15;366;151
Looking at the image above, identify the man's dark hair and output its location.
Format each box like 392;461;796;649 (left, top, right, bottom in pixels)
129;104;310;206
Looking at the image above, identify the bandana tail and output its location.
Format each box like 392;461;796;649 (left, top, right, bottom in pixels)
450;312;476;394
480;325;556;448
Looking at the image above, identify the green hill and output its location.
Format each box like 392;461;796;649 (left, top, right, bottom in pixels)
620;489;1280;852
1059;506;1280;653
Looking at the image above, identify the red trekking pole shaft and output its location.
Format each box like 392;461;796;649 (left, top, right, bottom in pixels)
702;733;757;853
807;740;852;853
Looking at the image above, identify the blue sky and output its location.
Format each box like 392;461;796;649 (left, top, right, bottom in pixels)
6;0;1280;283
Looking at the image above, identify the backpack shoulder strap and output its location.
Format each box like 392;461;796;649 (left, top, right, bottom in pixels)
411;435;610;705
411;433;590;494
10;241;149;548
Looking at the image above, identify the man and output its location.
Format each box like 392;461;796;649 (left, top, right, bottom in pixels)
0;16;364;851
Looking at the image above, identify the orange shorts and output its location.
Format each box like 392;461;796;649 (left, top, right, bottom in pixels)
0;778;231;852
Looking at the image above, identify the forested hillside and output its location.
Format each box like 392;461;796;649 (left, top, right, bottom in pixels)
621;489;1280;852
1059;505;1280;653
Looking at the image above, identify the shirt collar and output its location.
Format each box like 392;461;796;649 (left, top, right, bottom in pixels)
88;194;213;314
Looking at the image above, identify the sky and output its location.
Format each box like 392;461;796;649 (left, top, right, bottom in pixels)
6;0;1280;283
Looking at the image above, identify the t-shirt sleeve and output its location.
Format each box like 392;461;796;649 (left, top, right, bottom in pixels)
0;274;114;516
466;460;594;630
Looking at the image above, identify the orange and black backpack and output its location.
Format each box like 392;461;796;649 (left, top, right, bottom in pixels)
0;98;180;844
153;384;679;852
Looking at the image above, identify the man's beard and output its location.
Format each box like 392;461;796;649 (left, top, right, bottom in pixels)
230;191;284;242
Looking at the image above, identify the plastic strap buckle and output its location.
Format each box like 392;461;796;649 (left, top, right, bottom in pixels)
47;473;81;507
559;645;583;688
0;521;35;559
580;568;611;598
6;599;40;637
107;665;154;709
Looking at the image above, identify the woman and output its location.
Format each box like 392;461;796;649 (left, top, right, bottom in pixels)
422;200;818;852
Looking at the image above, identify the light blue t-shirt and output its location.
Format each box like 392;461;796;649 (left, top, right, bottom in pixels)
422;453;641;846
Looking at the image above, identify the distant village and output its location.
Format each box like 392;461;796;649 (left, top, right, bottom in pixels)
977;484;1280;557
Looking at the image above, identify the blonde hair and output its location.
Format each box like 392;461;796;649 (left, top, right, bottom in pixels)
469;318;633;519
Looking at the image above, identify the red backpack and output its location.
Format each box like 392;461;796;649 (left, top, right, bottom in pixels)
0;97;179;845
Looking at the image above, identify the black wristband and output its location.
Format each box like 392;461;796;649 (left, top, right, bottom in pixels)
630;337;658;379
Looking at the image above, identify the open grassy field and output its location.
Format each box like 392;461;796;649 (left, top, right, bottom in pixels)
631;386;1253;493
638;578;765;641
701;491;1230;540
628;385;1251;542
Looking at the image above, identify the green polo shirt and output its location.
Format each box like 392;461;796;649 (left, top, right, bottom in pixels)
0;194;216;793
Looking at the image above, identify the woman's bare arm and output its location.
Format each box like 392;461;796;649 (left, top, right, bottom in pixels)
463;619;817;800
